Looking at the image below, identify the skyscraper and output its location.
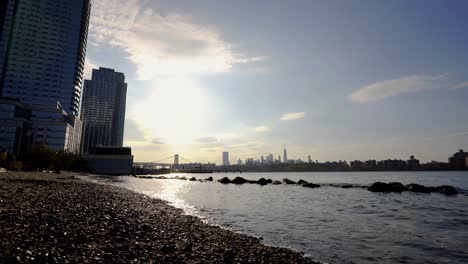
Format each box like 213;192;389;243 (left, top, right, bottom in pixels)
0;0;90;115
0;0;91;153
222;152;230;166
81;68;127;153
283;148;288;163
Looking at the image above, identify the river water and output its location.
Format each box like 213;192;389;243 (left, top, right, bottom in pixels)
87;171;468;264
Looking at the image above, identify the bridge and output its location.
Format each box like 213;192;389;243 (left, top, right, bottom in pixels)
134;154;193;169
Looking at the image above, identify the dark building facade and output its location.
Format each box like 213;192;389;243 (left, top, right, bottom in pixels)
449;149;468;170
0;98;32;158
0;0;90;153
0;0;90;115
81;68;127;153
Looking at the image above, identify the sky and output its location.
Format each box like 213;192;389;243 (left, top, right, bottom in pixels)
84;0;468;164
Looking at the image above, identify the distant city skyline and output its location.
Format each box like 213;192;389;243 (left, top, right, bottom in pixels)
84;0;468;163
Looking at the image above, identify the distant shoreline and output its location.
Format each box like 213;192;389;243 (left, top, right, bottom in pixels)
0;171;318;263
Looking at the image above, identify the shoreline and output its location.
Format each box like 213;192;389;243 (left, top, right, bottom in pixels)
0;171;318;263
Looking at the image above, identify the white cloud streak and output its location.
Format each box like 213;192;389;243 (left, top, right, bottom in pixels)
349;74;447;103
253;126;271;132
89;0;263;80
452;82;468;89
280;112;306;121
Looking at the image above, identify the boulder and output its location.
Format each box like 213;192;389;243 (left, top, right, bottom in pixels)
218;177;231;184
231;177;248;184
368;182;405;192
297;179;309;185
266;179;273;184
257;178;268;186
189;177;197;181
341;184;353;189
435;185;458;195
283;178;297;184
303;183;320;188
405;183;430;193
272;180;282;185
205;176;213;181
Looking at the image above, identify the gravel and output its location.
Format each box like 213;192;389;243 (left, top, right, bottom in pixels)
0;172;318;263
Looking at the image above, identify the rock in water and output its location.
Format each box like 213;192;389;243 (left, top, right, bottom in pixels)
368;182;405;192
231;177;248;184
283;178;297;184
436;185;458;195
189;177;197;181
405;183;430;193
272;180;282;185
257;178;268;186
303;183;320;188
298;179;309;185
266;179;273;184
205;176;213;181
219;177;231;184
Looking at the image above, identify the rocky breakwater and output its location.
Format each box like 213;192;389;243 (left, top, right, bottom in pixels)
368;182;458;195
0;172;318;263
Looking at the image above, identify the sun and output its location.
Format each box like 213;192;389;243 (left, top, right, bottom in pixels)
131;77;211;145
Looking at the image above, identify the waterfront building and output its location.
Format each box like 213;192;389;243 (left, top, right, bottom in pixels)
81;68;127;153
0;0;91;152
237;158;243;165
222;152;230;166
283;148;288;163
0;98;32;158
84;146;133;175
407;155;420;170
449;149;468;170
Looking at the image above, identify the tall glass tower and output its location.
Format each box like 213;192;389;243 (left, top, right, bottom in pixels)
81;68;127;153
0;0;91;153
0;0;90;116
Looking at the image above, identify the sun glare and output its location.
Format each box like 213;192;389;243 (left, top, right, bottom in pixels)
131;77;211;145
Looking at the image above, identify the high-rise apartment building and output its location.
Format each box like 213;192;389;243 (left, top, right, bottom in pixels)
222;152;230;166
283;148;288;163
81;68;127;153
0;0;91;153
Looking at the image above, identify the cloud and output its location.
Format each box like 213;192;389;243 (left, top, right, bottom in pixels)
452;82;468;89
280;112;306;121
194;137;219;143
89;0;263;79
253;126;271;132
83;57;98;80
349;74;447;103
151;138;166;145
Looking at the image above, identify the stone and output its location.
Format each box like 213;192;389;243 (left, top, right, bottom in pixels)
368;182;405;192
257;178;268;186
218;177;231;184
272;180;282;185
283;178;297;184
231;177;248;184
303;183;320;188
405;184;430;193
297;180;308;185
189;177;197;181
205;177;213;181
436;185;458;195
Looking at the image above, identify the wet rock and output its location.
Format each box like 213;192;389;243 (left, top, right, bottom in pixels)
257;178;268;186
205;177;213;181
368;182;405;192
231;177;248;184
266;179;273;184
272;180;282;185
218;177;231;184
405;184;430;193
303;183;320;188
283;178;297;184
297;179;308;185
341;184;353;188
435;185;458;195
189;177;197;181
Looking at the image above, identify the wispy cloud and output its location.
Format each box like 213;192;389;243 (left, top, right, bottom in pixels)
253;126;271;132
452;82;468;89
89;0;263;80
83;57;98;80
349;74;447;103
280;112;306;121
194;137;219;143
